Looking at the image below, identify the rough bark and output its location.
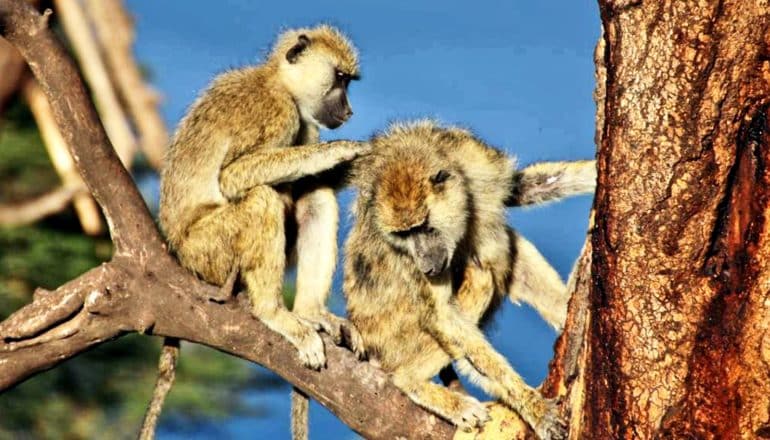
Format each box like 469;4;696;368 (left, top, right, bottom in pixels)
0;2;458;438
545;1;770;439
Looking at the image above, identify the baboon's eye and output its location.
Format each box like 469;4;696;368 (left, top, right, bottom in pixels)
430;169;451;185
335;69;352;86
390;221;428;239
391;229;411;239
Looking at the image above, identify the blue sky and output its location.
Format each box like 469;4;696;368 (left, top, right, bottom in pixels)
126;1;600;438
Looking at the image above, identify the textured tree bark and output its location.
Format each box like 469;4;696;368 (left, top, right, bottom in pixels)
545;1;770;438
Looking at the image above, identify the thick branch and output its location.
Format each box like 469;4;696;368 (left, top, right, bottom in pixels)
0;257;455;440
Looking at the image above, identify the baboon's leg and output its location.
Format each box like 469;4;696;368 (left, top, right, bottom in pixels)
177;186;325;369
294;187;338;314
293;186;365;354
237;186;326;370
508;229;569;331
391;351;489;431
455;259;496;324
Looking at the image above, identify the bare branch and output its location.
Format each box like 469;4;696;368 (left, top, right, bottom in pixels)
0;280;82;341
84;0;169;170
0;185;80;226
0;255;456;439
52;0;137;167
21;77;103;233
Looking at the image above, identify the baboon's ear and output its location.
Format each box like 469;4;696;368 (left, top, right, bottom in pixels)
286;34;311;63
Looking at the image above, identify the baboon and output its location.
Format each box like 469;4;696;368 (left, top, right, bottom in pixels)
150;25;367;440
343;121;595;439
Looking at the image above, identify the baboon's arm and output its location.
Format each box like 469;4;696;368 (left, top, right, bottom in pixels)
508;230;569;331
218;140;368;199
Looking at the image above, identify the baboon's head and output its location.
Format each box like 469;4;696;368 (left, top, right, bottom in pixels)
355;122;470;278
273;25;359;129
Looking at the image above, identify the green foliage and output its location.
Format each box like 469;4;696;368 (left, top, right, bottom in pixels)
0;98;275;439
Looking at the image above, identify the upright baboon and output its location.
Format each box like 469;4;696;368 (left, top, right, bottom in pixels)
150;25;367;440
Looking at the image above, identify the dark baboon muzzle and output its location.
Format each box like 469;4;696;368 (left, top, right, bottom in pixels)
414;232;449;277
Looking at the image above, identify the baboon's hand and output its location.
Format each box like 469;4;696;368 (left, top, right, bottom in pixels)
532;398;567;440
296;310;366;359
451;395;491;432
334;141;372;162
293;317;327;370
340;319;366;361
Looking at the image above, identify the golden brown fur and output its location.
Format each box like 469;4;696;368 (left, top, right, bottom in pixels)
344;121;594;438
157;25;366;440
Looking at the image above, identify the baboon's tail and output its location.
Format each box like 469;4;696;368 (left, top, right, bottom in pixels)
291;388;309;440
506;159;596;207
139;337;180;440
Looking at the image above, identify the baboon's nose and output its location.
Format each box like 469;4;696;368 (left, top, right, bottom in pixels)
421;254;448;278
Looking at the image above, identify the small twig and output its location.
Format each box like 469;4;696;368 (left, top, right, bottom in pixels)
36;7;51;30
0;185;80;226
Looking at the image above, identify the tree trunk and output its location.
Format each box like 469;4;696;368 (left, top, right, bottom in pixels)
545;1;770;438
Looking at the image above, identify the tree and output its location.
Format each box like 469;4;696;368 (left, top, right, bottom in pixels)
1;0;768;438
543;0;770;438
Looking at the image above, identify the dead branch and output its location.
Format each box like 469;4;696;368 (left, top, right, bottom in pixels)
0;37;25;115
21;77;103;233
52;0;137;168
84;0;168;170
0;185;80;226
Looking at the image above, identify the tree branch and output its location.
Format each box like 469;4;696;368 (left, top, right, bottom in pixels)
0;185;80;226
84;0;169;171
52;0;137;167
21;76;103;234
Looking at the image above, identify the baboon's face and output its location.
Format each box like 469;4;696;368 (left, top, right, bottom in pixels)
281;35;357;129
374;155;469;278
